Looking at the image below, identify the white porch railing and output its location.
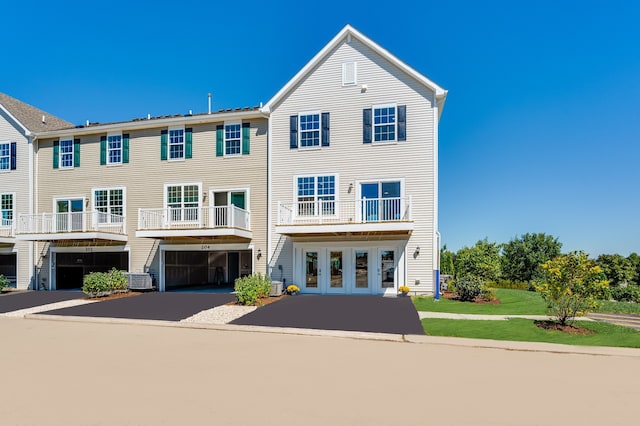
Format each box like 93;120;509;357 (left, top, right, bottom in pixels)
17;211;126;235
277;197;412;225
0;218;15;238
137;205;250;231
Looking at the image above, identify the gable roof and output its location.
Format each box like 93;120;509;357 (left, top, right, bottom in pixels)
262;24;448;115
0;92;74;134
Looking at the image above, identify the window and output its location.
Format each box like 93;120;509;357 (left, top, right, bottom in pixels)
0;143;9;170
225;124;241;155
107;134;122;164
166;184;200;222
289;113;330;149
300;113;320;147
296;175;336;216
374;105;396;142
169;128;184;160
1;193;13;227
94;188;124;223
59;139;74;168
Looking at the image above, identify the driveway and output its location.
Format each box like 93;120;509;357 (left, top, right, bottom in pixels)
0;291;85;313
231;294;425;335
41;292;236;321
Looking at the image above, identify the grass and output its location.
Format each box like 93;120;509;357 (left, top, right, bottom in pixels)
594;300;640;315
423;318;640;348
412;289;548;315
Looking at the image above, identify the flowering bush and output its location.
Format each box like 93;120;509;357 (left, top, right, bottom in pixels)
286;284;300;294
398;285;410;294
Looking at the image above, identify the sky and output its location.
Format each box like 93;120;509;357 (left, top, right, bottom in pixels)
2;0;639;257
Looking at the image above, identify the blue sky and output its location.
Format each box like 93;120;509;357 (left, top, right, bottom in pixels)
2;0;638;257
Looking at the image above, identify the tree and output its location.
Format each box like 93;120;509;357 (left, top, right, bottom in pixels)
533;251;609;325
440;244;455;276
455;238;501;282
628;253;640;285
596;254;636;287
501;233;562;283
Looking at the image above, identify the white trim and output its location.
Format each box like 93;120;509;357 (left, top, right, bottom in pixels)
433;99;439;272
371;103;397;143
58;137;74;169
292;173;339;218
0;141;11;172
17;231;128;242
106;131;123;165
0;104;31;136
262;25;447;114
342;61;357;86
297;111;322;149
49;245;130;290
91;186;126;225
136;228;251;239
223;121;242;157
0;191;16;228
167;126;185;161
209;186;251;212
267;114;272;276
163;182;202;209
355;177;405;200
52;195;86;214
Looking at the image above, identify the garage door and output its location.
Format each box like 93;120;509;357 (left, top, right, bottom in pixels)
56;252;128;290
0;253;17;287
165;250;252;291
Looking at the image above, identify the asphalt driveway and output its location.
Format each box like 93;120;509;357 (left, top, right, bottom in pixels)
0;291;85;314
231;295;425;335
41;292;236;321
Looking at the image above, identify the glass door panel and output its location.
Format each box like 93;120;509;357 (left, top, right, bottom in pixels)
354;250;369;290
56;199;83;232
70;199;84;231
361;183;379;222
305;251;318;288
230;192;246;210
381;181;401;221
329;251;343;289
380;250;395;289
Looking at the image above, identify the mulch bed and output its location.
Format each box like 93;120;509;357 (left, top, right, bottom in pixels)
442;291;501;305
84;291;142;301
534;320;595;335
227;294;287;307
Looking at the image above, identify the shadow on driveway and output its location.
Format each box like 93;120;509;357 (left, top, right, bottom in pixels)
42;292;236;321
231;295;425;335
0;291;85;314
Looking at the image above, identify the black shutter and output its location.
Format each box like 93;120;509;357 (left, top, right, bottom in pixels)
363;108;372;144
10;142;16;170
290;115;298;149
321;112;330;147
397;105;406;141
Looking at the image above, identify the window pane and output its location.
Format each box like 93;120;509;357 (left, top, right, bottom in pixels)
225;124;241;155
169;129;184;159
373;107;396;142
330;251;343;288
299;114;320;147
355;251;368;288
0;144;9;170
305;251;318;288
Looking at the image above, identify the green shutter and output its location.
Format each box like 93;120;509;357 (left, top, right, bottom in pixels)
53;140;59;169
241;123;250;155
73;139;80;167
123;133;130;163
185;128;193;159
100;136;107;165
160;130;168;160
216;125;224;157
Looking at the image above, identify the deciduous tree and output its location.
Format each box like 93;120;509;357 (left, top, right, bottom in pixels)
596;254;636;287
440;244;455;276
501;233;562;282
455;238;501;282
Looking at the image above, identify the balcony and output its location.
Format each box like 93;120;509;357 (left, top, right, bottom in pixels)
276;197;413;236
136;205;251;239
16;212;127;242
0;219;15;244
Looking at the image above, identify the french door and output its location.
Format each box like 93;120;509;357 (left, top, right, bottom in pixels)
55;198;84;232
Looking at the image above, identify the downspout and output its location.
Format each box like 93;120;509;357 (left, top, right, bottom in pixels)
264;108;272;277
27;132;36;290
433;94;441;300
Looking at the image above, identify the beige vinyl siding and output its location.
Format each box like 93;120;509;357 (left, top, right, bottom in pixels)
35;117;268;288
270;38;437;292
0;112;33;289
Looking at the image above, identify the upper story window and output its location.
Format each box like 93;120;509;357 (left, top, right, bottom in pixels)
59;138;74;168
169;127;185;160
0;142;10;171
363;105;406;144
289;113;330;149
296;175;336;216
166;183;200;222
225;123;241;155
1;193;13;226
107;134;122;164
94;188;124;223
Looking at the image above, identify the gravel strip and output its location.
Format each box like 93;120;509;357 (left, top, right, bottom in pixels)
181;305;257;324
0;299;98;318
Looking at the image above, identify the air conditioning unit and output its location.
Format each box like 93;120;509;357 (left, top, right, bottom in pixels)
270;280;283;297
127;273;154;290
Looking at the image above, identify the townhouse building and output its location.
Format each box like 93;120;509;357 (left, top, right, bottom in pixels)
4;25;446;295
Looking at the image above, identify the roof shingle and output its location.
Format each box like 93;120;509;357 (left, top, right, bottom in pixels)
0;92;73;132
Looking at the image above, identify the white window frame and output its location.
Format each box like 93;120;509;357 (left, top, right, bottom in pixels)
356;178;405;222
293;174;338;217
224;122;242;157
168;126;185;161
107;132;123;165
164;182;202;223
59;138;74;169
92;187;126;225
342;62;357;86
0;192;15;228
0;142;10;171
209;187;250;212
372;103;397;143
298;111;322;149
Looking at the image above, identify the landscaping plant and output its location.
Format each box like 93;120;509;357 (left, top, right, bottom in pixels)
82;268;129;297
455;275;485;302
234;273;271;305
533;251;609;325
0;274;9;291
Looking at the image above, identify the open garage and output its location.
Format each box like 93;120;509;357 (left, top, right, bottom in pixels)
164;250;252;291
55;251;129;290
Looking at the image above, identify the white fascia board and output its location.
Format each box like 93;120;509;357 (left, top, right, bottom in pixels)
262;24;448;113
0;104;32;136
16;232;128;242
33;110;268;139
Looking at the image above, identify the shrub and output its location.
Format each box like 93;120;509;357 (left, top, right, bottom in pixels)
82;268;129;297
487;279;532;291
480;286;496;302
234;273;271;305
106;268;128;291
286;284;300;294
611;285;640;303
455;275;485;302
0;274;9;291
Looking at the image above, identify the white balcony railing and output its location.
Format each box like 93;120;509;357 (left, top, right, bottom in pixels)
0;218;15;238
277;197;412;226
137;205;250;231
17;211;126;235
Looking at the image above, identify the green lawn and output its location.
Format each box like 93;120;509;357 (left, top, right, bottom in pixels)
412;289;548;315
423;318;640;348
594;300;640;315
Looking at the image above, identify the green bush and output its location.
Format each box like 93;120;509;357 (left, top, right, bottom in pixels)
82;268;129;297
487;279;532;291
611;285;640;303
480;286;496;302
0;274;9;291
455;275;485;302
234;273;271;305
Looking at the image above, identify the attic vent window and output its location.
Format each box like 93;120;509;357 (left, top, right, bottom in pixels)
342;62;357;86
